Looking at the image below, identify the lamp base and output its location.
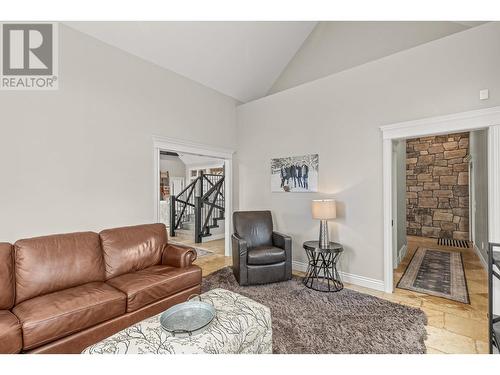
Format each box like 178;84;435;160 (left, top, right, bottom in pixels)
318;220;329;248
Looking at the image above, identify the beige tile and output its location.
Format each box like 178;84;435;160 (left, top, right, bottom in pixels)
444;313;488;341
421;307;445;328
421;300;471;319
427;347;446;354
475;340;489;354
380;292;423;307
425;326;477;354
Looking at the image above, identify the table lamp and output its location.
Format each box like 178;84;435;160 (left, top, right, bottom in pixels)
312;199;337;248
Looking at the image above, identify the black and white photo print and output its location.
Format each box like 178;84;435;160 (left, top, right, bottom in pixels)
271;154;318;192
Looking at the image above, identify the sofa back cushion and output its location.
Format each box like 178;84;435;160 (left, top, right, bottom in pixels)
233;211;273;249
14;232;104;304
0;243;15;309
100;224;167;280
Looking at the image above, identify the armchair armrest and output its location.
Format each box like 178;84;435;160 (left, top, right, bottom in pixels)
273;231;292;280
232;233;248;258
272;231;291;250
162;243;197;268
232;233;249;284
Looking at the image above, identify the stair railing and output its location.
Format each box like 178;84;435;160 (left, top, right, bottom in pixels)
169;176;200;237
195;175;225;243
169;173;225;243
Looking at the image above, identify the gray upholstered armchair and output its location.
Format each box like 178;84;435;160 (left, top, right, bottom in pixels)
232;211;292;286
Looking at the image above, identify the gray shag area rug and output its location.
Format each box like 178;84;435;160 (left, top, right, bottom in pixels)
202;267;428;354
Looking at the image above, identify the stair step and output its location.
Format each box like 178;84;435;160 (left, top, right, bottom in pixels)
208;224;219;229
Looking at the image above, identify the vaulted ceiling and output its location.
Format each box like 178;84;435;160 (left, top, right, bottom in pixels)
64;21;317;102
65;21;485;103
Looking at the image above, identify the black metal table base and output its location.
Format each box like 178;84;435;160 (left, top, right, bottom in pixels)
303;249;343;292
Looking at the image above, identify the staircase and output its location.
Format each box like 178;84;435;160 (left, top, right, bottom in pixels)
169;172;225;243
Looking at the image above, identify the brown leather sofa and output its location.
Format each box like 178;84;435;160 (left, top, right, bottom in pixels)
0;223;201;354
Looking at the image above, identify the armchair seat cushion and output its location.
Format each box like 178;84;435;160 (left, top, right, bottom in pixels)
0;310;22;353
13;282;126;350
106;265;202;312
247;246;286;265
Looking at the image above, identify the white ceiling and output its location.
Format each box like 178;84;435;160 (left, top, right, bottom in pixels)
64;21;317;102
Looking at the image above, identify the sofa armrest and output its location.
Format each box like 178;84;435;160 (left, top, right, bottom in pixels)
272;231;291;251
162;244;197;268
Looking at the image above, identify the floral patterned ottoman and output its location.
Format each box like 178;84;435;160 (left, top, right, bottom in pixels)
82;288;272;354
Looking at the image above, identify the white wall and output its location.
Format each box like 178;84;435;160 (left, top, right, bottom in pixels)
236;22;500;281
470;129;489;263
160;155;186;178
394;139;407;261
0;24;237;242
269;21;469;95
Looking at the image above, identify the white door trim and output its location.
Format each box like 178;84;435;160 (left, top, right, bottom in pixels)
380;106;500;293
488;125;500;243
152;135;235;257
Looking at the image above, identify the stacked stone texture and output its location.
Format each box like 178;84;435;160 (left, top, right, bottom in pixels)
406;132;469;240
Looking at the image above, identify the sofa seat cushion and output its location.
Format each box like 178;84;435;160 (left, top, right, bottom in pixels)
107;265;202;312
0;310;22;354
247;246;286;265
13;282;126;350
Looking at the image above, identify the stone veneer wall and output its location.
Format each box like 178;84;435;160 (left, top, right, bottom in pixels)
406;132;469;240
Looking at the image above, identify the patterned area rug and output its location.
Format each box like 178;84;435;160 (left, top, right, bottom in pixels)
397;248;469;304
193;247;213;258
202;267;428;354
169;242;213;258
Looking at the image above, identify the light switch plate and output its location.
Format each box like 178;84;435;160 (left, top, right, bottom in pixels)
479;89;489;100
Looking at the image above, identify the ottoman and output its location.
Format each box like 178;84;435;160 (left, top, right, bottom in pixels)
82;288;272;354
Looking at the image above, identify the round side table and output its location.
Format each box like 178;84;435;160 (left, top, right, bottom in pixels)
303;241;344;292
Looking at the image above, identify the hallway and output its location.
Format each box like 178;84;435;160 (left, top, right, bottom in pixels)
393;235;488;353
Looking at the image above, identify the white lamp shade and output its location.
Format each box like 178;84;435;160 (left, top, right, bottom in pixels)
312;199;337;220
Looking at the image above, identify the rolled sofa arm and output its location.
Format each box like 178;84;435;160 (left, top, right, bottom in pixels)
162;244;197;268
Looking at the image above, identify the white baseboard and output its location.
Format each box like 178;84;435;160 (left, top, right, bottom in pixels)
472;243;488;270
292;260;385;292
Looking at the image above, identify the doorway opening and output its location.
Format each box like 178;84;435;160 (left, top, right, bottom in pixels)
160;150;225;245
153;136;234;263
392;130;488;307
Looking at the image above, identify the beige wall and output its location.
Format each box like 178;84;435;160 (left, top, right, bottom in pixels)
394;139;407;258
470;129;489;262
236;22;500;281
269;21;469;95
160;155;186;178
0;24;237;242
